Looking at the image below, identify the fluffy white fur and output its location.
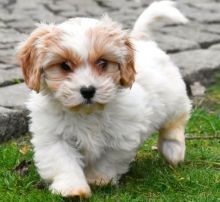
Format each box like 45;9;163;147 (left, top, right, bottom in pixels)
18;1;191;198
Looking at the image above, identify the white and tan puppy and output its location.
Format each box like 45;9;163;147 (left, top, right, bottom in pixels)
17;1;191;198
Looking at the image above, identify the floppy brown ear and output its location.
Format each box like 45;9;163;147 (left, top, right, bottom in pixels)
16;26;51;92
120;38;136;87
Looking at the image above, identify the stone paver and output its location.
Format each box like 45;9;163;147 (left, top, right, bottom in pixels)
0;83;29;109
0;0;220;141
171;49;220;84
0;106;28;141
209;43;220;50
154;32;199;53
155;25;220;48
0;68;23;87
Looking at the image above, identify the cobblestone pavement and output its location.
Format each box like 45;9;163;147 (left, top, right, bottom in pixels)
0;0;220;141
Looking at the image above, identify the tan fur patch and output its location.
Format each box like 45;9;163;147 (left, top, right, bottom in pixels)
161;113;189;132
70;103;105;115
120;39;136;87
159;113;189;142
67;187;91;198
16;25;59;92
86;24;136;87
46;46;82;68
17;24;84;92
43;48;82;91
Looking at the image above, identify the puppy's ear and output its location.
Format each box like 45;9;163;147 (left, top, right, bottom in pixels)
120;38;136;88
16;24;55;92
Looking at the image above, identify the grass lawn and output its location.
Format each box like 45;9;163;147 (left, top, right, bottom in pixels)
0;75;220;202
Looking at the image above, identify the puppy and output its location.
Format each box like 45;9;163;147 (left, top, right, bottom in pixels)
17;1;191;198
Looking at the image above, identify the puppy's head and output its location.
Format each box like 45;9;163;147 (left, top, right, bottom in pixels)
17;16;135;113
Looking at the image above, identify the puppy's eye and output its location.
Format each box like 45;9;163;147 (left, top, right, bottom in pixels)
96;59;108;70
60;62;72;72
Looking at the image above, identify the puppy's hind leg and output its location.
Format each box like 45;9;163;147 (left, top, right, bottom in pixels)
158;113;189;166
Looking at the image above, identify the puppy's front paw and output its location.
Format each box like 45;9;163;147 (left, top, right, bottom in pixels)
86;170;118;186
50;178;91;198
87;175;112;186
159;139;185;166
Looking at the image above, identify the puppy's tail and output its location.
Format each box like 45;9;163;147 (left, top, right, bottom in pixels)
131;1;188;38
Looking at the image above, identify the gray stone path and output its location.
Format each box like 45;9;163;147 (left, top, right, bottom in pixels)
0;0;220;141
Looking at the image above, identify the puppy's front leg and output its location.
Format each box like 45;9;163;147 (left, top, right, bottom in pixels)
32;138;91;198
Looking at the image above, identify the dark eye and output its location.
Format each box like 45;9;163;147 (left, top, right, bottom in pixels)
96;59;108;70
60;62;71;72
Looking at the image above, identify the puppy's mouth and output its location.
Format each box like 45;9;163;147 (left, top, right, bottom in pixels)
83;98;93;105
69;101;105;115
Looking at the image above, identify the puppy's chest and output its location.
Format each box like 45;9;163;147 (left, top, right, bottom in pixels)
65;114;118;149
64;111;145;158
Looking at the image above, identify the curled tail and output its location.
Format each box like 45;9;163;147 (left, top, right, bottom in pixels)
131;1;188;38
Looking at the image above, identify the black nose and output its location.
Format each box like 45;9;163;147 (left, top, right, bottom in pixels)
80;86;96;99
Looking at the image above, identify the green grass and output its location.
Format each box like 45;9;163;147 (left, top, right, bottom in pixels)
0;76;220;202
